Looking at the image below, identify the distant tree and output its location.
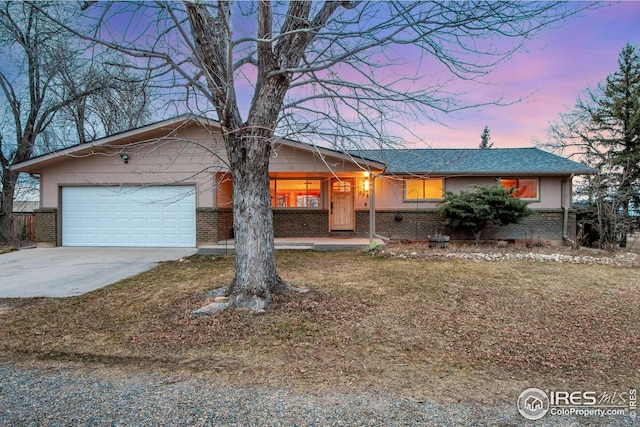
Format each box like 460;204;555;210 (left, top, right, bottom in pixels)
89;66;153;137
57;58;154;145
547;43;640;248
479;126;493;149
0;1;102;241
575;162;636;250
438;184;533;244
0;1;153;242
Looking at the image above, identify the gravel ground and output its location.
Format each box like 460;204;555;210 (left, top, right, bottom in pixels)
1;364;636;426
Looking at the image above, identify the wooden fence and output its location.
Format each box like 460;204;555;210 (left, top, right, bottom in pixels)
11;213;36;241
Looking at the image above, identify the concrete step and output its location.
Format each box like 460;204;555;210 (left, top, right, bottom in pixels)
197;244;315;255
197;238;384;255
274;241;317;247
275;245;315;250
314;243;372;251
197;246;235;255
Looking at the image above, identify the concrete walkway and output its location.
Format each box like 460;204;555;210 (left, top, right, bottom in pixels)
198;237;385;255
0;247;196;298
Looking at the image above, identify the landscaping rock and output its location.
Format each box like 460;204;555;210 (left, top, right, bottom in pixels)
381;243;640;268
193;302;229;316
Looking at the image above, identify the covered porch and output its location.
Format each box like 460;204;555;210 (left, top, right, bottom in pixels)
205;139;386;246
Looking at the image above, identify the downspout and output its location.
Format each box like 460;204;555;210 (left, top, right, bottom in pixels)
562;174;574;245
368;173;390;242
369;173;375;242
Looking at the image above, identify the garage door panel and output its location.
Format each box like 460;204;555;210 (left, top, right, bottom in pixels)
178;218;194;228
62;186;196;247
147;218;162;228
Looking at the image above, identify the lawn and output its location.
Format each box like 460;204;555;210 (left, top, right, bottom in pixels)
0;248;638;404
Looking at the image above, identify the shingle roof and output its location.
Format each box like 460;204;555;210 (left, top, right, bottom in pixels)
351;148;595;175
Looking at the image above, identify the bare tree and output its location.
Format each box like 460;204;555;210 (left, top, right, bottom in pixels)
56;56;154;144
0;1;102;241
91;65;153;137
44;1;592;311
0;2;155;242
547;44;640;248
574;161;637;250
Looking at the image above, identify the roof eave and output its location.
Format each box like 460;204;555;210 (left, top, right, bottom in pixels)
11;115;220;173
382;169;596;176
278;139;386;171
11;115;386;174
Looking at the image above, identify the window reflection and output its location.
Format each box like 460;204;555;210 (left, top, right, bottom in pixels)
404;178;444;200
500;178;538;199
270;179;321;208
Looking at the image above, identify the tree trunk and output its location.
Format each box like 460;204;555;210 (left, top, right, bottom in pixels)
0;169;17;242
184;1;320;311
223;127;288;312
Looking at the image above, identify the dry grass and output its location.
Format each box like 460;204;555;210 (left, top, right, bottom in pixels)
0;244;18;255
0;250;638;404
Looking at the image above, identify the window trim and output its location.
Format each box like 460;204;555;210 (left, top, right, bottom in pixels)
403;177;445;201
498;177;540;201
270;178;323;209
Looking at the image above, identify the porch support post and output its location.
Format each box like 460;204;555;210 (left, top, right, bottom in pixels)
369;174;375;242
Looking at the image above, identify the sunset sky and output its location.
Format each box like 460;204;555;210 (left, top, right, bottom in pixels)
88;1;640;151
410;1;640;149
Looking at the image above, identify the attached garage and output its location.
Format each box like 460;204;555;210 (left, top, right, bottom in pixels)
61;186;196;247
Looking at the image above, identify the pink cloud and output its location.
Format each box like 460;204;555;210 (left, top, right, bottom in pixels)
409;1;640;148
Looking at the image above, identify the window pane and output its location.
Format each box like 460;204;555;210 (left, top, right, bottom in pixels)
500;178;538;199
424;179;443;199
405;179;443;200
271;179;321;208
518;178;538;199
500;179;518;194
405;180;424;199
332;180;352;193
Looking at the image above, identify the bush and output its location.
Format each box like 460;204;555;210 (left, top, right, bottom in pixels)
437;184;533;244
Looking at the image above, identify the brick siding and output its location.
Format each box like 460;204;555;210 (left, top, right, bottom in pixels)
217;210;234;241
483;209;575;243
196;208;233;243
34;208;57;244
374;209;574;244
273;210;329;237
271;208;575;244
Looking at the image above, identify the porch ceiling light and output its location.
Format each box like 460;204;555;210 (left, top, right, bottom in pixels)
120;153;130;163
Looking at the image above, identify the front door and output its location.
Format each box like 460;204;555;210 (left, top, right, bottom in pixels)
330;179;355;231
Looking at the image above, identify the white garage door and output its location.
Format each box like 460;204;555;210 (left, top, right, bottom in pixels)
62;186;196;247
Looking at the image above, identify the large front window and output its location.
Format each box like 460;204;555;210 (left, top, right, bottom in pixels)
270;179;321;208
404;178;444;200
499;178;538;200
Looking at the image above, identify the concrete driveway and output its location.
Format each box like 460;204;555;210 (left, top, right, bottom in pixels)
0;247;196;298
